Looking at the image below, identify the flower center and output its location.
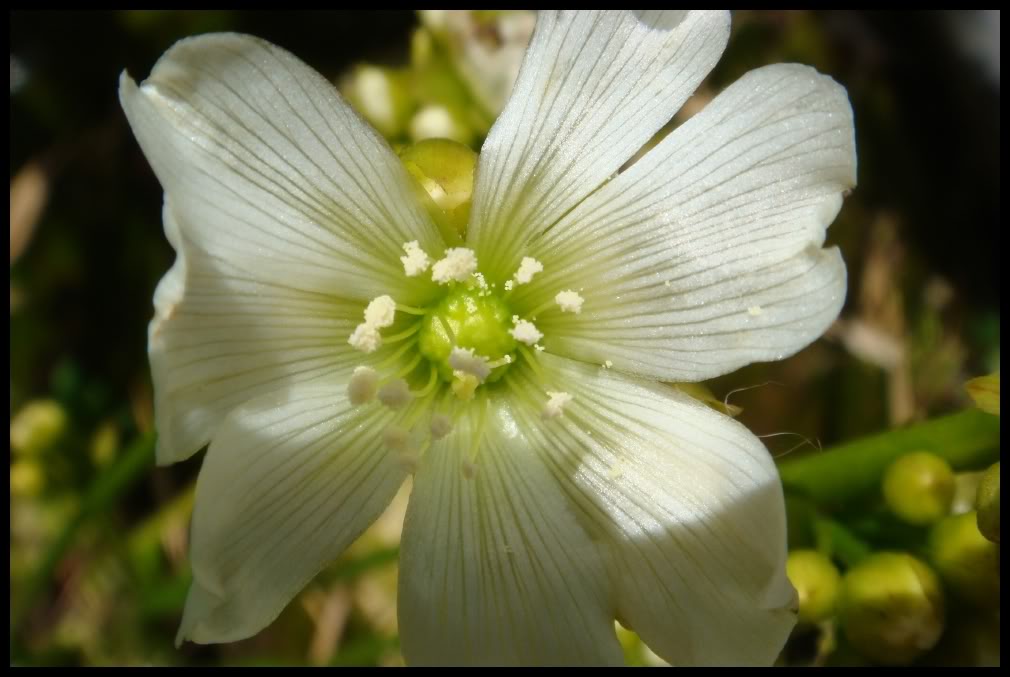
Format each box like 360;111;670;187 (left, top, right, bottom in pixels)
418;285;517;384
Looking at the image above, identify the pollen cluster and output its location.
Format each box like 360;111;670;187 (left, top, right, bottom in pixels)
344;243;577;476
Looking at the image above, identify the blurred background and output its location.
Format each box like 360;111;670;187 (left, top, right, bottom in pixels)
10;10;1000;667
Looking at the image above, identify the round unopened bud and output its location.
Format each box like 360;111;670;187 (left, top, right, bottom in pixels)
409;104;473;146
882;452;955;525
398;139;477;241
839;552;944;665
10;399;68;456
341;65;413;140
786;550;841;625
975;462;999;543
10;458;44;496
929;511;1000;610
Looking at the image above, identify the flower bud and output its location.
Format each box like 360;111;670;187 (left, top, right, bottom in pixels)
398;138;477;241
975;462;999;543
839;552;944;665
340;65;413;140
786;550;841;624
964;371;999;416
929;511;1000;609
10;459;44;496
882;451;955;525
10;399;68;457
409;104;474;146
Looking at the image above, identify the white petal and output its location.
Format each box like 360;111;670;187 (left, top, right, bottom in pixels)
510;355;797;666
119;32;443;305
519;64;856;381
468;10;730;280
148;203;361;464
397;398;623;666
177;385;407;645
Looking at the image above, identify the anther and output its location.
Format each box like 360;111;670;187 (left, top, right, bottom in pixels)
513;256;543;285
509;317;543;345
348;366;379;405
431;247;478;284
378;379;412;409
555;290;584;314
542;391;572;419
401;240;431;277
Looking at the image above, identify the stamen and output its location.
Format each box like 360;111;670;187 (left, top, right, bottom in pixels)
448;347;491;382
431;247;478;284
396;303;429;316
347;366;379;405
378;379;412;409
509;316;543;345
517;343;545;379
430;413;453;439
377;340;415;369
364;295;397;328
486;355;512;369
555;290;584;314
513;256;543;285
413;364;440;398
395;351;423;379
542;391;572;419
462;392;489;478
401;240;431;277
383;426;412;452
451;372;479;401
348;323;382;353
383;322;422;344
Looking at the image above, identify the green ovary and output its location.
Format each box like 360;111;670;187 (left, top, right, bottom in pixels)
418;286;517;383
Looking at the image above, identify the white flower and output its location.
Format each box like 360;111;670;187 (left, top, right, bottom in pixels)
120;10;855;666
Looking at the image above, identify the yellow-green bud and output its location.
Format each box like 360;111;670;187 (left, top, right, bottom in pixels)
965;371;999;416
410;27;435;68
839;552;944;665
882;452;955;525
341;65;413;140
10;399;68;456
398;138;477;242
409;104;474;147
90;420;120;467
975;462;999;543
786;550;841;624
10;458;45;496
929;511;1000;609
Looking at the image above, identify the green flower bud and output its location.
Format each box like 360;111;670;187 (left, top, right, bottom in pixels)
398;138;477;243
882;452;955;525
965;371;999;416
341;65;414;140
9;399;68;457
408;104;474;147
975;462;999;543
929;511;1000;609
786;550;841;624
839;552;944;665
10;458;44;496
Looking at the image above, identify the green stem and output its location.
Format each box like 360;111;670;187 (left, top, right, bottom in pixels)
779;409;999;506
813;517;873;568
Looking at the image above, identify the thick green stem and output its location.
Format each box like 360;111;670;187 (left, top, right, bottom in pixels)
779;409;999;506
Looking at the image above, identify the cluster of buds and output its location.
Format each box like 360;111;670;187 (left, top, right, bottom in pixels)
785;449;1000;666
